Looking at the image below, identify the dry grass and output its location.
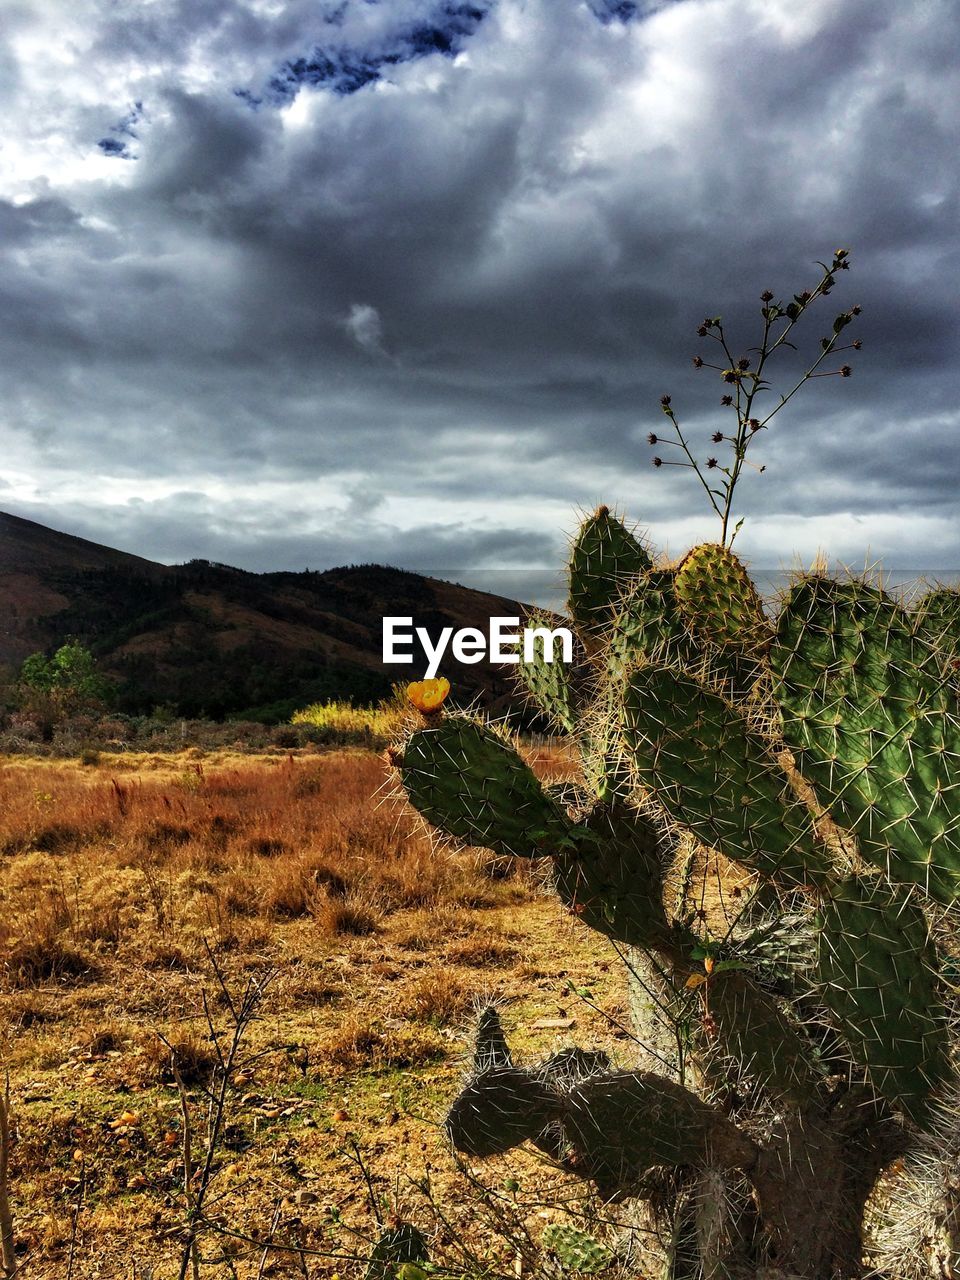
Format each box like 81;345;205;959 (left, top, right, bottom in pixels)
0;744;627;1277
0;751;517;967
398;968;473;1026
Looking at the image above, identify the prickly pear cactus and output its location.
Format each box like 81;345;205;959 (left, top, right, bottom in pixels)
390;505;960;1280
816;875;950;1122
517;609;581;732
568;506;652;635
913;583;960;656
542;1222;614;1274
772;575;960;902
365;1222;429;1280
674;541;769;653
400;717;574;857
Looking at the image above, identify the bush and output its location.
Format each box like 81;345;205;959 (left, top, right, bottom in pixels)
291;696;405;747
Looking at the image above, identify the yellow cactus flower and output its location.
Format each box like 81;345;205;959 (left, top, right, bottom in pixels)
406;677;450;713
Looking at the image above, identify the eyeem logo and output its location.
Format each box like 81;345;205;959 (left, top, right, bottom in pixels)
382;616;573;680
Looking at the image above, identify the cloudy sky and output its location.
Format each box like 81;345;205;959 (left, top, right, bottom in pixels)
1;0;958;597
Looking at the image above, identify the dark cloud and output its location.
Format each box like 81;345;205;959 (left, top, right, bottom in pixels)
1;0;959;590
7;489;559;577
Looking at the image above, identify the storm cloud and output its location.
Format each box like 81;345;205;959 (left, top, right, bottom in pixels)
1;0;959;593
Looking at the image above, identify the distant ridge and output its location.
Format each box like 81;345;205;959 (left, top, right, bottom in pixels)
0;510;166;575
0;510;531;721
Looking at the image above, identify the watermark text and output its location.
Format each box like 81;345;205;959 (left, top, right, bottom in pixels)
382;616;573;679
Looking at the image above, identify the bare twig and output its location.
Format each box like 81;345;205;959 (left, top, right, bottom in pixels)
0;1076;17;1279
156;946;277;1280
159;1042;201;1280
65;1154;86;1280
255;1198;284;1280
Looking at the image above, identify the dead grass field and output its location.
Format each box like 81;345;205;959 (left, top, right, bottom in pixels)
0;745;642;1278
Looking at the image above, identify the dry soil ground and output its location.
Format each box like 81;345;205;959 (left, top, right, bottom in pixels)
0;745;675;1279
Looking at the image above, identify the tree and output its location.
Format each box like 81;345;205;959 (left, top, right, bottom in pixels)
17;641;113;731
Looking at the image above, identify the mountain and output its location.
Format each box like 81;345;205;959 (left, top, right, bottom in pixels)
0;510;536;720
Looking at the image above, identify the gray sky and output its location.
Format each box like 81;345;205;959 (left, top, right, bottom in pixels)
1;0;959;595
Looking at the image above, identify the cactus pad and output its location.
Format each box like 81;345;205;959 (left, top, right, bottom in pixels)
569;507;652;633
817;875;950;1122
706;971;822;1103
400;716;573;857
913;584;960;658
620;664;829;887
552;801;672;949
446;1066;559;1157
542;1223;613;1274
773;575;960;903
474;1006;513;1072
517;610;580;732
563;1070;756;1198
674;543;770;653
365;1223;429;1280
608;569;697;672
540;1047;611;1090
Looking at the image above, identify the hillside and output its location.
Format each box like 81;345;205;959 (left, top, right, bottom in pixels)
0;510;535;720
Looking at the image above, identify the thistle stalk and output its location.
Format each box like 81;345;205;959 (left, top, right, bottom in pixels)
651;249;861;545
